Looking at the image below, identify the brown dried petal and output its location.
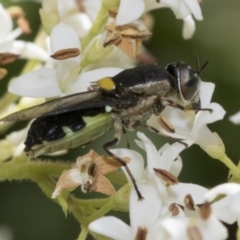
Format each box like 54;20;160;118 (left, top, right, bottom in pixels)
76;150;97;166
154;168;179;185
187;226;202;240
17;17;31;34
0;68;8;80
50;48;80;60
108;7;119;18
200;202;211;220
0;53;19;65
76;0;86;12
158;116;175;133
168;203;180;216
52;169;82;198
93;173;116;196
117;37;136;58
135;227;148;240
96;155;130;175
103;31;122;48
119;25;151;38
7;6;25;19
184;194;195;210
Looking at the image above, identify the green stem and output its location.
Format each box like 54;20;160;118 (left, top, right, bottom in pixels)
218;153;240;177
78;225;89;240
0;158;71;181
81;5;108;50
87;197;117;222
77;198;110;208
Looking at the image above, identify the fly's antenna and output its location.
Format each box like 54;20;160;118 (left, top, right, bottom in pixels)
194;50;209;75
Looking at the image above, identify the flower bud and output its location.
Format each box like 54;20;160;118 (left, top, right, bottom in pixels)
39;0;60;35
84;38;113;65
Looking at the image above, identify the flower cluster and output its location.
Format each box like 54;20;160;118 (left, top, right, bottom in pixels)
0;1;239;240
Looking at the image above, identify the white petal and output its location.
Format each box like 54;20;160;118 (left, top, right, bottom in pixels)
158;142;185;172
169;155;183;177
192;103;226;138
89;216;134;240
159;217;188;239
5;28;22;41
0;40;12;52
130;184;162;231
50;23;81;83
57;0;77;19
201;215;228;240
0;4;12;39
161;0;190;19
111;148;144;182
211;195;239;224
199;82;215;107
116;0;145;25
136;132;160;174
204;183;240;202
62;13;92;39
64;67;123;94
9;68;61;98
168;183;209;204
194;126;222;150
182;0;203;20
10;40;49;61
182;15;195;39
229;111;240;124
50;23;80;53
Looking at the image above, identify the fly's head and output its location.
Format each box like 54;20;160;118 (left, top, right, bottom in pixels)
166;61;202;109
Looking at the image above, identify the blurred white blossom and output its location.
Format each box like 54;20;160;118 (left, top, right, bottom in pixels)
0;4;48;61
116;0;203;39
205;183;240;225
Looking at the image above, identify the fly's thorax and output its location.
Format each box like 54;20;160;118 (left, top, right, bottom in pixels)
111;95;160;130
109;63;172;97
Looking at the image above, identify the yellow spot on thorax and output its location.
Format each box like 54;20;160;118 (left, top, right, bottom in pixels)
97;77;115;91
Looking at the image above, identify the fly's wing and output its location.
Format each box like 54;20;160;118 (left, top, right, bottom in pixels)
0;90;134;122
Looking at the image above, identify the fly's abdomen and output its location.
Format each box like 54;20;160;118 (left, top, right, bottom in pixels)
25;108;113;157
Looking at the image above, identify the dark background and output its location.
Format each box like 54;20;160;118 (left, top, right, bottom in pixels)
0;0;240;239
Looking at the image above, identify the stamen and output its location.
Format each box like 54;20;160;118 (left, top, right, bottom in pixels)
184;194;195;210
154;168;179;185
50;48;80;60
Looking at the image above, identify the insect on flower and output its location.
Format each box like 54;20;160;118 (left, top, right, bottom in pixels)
0;55;210;200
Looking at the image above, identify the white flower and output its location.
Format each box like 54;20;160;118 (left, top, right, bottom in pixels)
147;82;226;157
0;97;45;161
229;111;240;124
205;183;240;225
41;0;92;38
0;4;48;61
89;184;162;240
111;132;208;216
8;23;124;98
155;211;228;240
116;0;203;39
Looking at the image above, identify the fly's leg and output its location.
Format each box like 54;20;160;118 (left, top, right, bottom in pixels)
162;98;212;112
123;128;130;149
103;131;144;200
141;123;188;148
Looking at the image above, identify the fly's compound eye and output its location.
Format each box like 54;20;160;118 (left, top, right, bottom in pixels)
178;66;200;102
166;62;200;102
